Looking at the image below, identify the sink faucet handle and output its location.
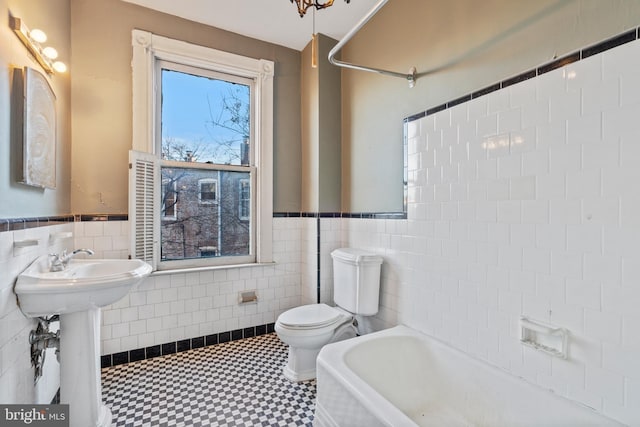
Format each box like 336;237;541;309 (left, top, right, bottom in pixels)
49;252;66;261
48;253;65;272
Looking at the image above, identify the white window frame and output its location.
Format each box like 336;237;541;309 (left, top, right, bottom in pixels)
198;178;218;205
130;30;273;270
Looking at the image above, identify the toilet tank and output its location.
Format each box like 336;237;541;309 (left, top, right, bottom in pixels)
331;248;382;316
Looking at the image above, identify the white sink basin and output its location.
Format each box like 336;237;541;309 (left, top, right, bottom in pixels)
15;255;152;317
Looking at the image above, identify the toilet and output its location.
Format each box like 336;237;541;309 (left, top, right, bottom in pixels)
275;248;382;382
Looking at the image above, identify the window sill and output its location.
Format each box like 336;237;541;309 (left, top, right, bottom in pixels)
151;261;276;276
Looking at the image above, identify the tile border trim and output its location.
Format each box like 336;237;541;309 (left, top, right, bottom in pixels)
100;322;276;368
273;212;407;220
1;209;407;233
0;215;75;233
0;214;128;232
404;27;640;124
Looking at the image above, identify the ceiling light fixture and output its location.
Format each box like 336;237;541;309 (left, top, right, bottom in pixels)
9;15;67;74
291;0;350;18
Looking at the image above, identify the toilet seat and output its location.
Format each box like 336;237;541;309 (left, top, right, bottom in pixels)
277;303;346;330
275;304;357;382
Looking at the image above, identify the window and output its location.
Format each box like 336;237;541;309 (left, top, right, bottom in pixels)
161;178;177;220
199;179;218;204
130;30;273;270
239;179;250;220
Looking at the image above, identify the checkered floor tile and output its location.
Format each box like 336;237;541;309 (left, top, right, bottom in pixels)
102;333;316;426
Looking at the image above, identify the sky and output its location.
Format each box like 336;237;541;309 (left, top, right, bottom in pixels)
161;69;250;165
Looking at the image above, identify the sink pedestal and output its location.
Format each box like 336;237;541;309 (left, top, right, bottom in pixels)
60;308;112;427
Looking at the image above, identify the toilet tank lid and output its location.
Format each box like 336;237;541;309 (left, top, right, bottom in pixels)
331;248;382;264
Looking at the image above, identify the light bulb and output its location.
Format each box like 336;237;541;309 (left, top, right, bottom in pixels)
52;61;67;73
42;46;58;59
29;28;47;43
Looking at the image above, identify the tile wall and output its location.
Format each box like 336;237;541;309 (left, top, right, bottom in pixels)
75;217;306;356
319;217;344;305
73;220;129;260
300;217;318;305
0;222;73;404
343;37;640;425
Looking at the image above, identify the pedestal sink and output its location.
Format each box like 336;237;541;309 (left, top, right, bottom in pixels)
15;255;152;427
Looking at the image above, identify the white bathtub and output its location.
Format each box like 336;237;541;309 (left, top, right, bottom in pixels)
314;325;623;427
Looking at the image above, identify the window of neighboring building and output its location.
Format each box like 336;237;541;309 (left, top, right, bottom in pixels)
199;178;218;204
239;179;250;221
162;178;177;220
130;30;274;271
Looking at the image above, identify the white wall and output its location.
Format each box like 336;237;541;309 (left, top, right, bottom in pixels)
341;37;640;425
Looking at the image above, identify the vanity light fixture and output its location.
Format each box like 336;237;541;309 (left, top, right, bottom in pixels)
291;0;350;17
9;15;67;74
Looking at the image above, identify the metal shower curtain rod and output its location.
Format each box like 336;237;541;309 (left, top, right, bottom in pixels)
328;0;417;88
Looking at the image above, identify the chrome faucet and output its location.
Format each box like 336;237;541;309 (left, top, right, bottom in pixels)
49;249;95;272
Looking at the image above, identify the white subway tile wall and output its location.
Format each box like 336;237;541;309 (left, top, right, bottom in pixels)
85;217;306;355
73;221;129;259
319;218;344;305
0;223;73;404
342;39;640;425
301;217;318;305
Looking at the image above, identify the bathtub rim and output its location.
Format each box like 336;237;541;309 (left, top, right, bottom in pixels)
315;324;624;427
316;325;425;427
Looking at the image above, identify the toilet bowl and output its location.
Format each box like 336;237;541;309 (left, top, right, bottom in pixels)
275;248;383;382
275;303;357;382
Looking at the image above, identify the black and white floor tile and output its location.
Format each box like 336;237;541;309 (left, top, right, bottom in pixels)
102;333;316;426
